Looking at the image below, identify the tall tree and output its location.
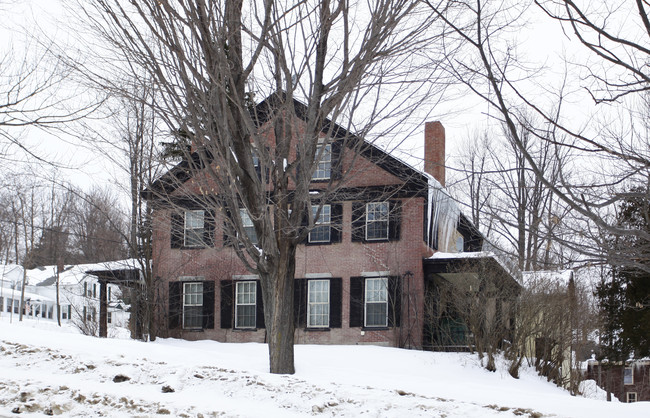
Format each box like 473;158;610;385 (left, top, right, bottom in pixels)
597;190;650;360
425;0;650;272
74;0;446;373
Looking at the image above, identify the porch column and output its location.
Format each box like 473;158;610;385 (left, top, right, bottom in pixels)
99;281;108;338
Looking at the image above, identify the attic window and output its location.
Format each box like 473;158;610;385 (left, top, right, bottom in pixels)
312;144;331;180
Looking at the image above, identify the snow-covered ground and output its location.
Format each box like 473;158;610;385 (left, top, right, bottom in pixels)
1;318;647;417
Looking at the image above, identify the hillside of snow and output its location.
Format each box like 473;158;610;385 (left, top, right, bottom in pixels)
0;318;648;417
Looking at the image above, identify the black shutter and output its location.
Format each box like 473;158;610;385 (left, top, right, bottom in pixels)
330;278;342;328
256;281;265;328
222;207;234;247
388;276;401;327
388;200;402;241
330;203;343;243
331;139;343;180
202;281;215;329
301;205;310;244
351;202;366;242
169;281;182;329
204;210;216;247
294;279;307;328
220;281;233;328
171;212;184;248
349;276;364;327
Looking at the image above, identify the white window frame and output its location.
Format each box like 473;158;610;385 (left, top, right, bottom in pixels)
239;209;258;245
235;281;257;329
312;143;332;180
308;204;331;243
184;210;205;247
364;277;388;327
182;281;204;329
627;392;637;403
365;202;389;241
307;280;330;328
624;366;634;385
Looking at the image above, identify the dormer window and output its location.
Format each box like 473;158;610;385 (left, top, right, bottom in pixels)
312;144;331;180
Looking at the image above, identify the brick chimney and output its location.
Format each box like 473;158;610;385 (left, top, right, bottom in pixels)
424;121;445;187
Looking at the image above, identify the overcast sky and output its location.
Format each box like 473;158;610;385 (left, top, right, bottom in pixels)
1;0;600;196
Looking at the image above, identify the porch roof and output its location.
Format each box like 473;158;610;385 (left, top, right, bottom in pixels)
423;252;520;290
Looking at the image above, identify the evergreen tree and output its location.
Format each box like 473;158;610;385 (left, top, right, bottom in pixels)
596;190;650;360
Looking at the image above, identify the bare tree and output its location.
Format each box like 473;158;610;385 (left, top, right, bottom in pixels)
69;0;447;374
425;0;650;272
70;187;128;263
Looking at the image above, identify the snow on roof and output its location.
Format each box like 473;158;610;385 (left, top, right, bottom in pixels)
427;251;518;282
28;259;144;287
0;264;24;285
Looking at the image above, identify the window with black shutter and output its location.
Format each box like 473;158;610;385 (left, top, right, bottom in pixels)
304;203;342;245
221;279;265;329
295;278;342;329
349;276;400;328
171;210;215;249
351;200;402;243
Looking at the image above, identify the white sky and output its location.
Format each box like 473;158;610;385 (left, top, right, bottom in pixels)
0;1;607;197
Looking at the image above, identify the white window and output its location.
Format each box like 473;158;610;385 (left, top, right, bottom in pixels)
627;392;637;403
240;209;258;245
309;205;331;243
365;277;388;327
624;367;634;385
107;312;112;324
61;305;68;320
235;281;256;328
312;144;331;180
184;210;205;247
308;280;330;328
366;202;389;240
183;282;203;329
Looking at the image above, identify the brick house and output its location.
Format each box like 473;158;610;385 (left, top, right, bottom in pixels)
145;95;517;349
586;360;650;402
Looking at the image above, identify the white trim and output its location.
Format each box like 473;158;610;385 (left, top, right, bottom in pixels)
233;274;258;281
361;271;390;277
364;277;388;328
307;279;330;328
235;281;256;329
179;275;204;281
305;273;333;278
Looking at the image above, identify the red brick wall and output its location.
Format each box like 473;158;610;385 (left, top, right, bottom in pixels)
153;196;427;348
151;117;429;348
424;121;445;187
586;362;650;402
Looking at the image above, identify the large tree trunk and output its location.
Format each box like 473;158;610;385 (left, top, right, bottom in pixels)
262;239;297;374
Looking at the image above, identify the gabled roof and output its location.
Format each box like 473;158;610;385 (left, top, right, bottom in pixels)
143;93;428;199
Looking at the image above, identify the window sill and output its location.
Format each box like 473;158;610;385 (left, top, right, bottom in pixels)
361;326;390;331
233;328;260;332
304;327;331;332
182;328;204;332
173;246;212;250
305;241;337;246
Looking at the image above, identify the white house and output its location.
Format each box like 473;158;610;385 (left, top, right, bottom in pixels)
0;260;143;335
